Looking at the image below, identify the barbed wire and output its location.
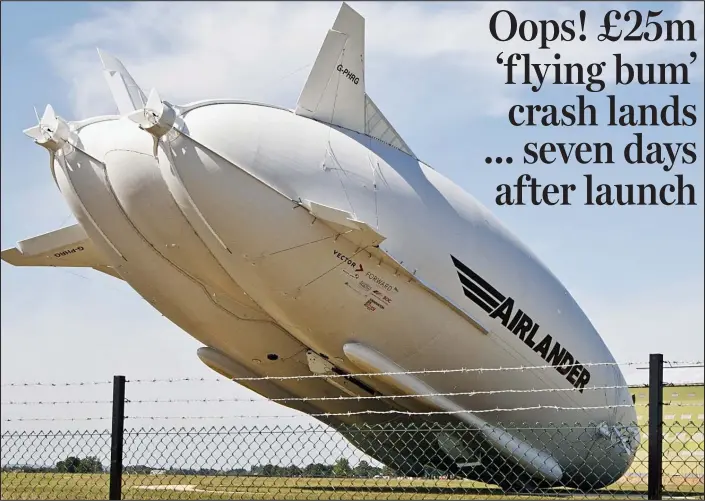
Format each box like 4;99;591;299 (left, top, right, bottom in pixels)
2;402;652;422
0;380;113;388
3;396;702;411
2;416;113;422
126;361;704;384
3;396;701;408
1;360;701;388
130;402;646;417
1;384;640;406
1;399;113;406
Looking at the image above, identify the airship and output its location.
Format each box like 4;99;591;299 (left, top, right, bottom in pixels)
2;2;638;491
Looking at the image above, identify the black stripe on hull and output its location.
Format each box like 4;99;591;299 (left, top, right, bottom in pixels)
457;272;499;310
451;255;505;304
461;287;494;313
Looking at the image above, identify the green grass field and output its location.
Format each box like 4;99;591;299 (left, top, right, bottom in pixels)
631;384;705;428
2;385;702;500
629;384;704;487
1;471;702;500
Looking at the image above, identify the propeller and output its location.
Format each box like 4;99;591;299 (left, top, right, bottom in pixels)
126;88;178;157
23;105;71;152
126;88;176;139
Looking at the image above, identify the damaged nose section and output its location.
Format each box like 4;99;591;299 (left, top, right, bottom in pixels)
596;421;641;457
565;421;640;489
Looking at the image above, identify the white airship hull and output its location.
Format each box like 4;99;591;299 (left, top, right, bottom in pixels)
2;2;639;491
37;101;635;488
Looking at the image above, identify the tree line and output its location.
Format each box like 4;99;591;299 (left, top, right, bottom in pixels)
3;456;104;474
3;457;398;478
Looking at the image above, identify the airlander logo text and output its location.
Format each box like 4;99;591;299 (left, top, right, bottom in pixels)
451;255;591;393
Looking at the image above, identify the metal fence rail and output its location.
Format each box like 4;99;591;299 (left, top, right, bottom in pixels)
1;421;704;500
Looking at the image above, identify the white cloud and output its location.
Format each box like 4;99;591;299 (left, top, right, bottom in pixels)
40;1;703;121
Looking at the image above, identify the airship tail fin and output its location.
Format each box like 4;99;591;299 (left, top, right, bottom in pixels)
363;94;415;156
1;224;123;280
296;3;366;133
296;3;416;157
97;48;148;115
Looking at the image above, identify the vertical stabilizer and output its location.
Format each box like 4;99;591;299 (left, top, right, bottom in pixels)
97;49;148;115
296;3;415;157
295;3;366;133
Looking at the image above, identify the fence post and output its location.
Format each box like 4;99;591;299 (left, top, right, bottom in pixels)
109;375;126;501
648;354;663;500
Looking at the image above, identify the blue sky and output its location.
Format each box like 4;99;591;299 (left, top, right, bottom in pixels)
1;1;703;431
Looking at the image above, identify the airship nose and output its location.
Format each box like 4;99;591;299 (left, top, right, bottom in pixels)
563;365;639;489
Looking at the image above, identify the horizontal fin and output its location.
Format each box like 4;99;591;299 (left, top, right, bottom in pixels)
1;224;121;279
301;199;385;248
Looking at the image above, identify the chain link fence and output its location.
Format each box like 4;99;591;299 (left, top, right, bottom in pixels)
2;358;703;500
2;420;703;500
